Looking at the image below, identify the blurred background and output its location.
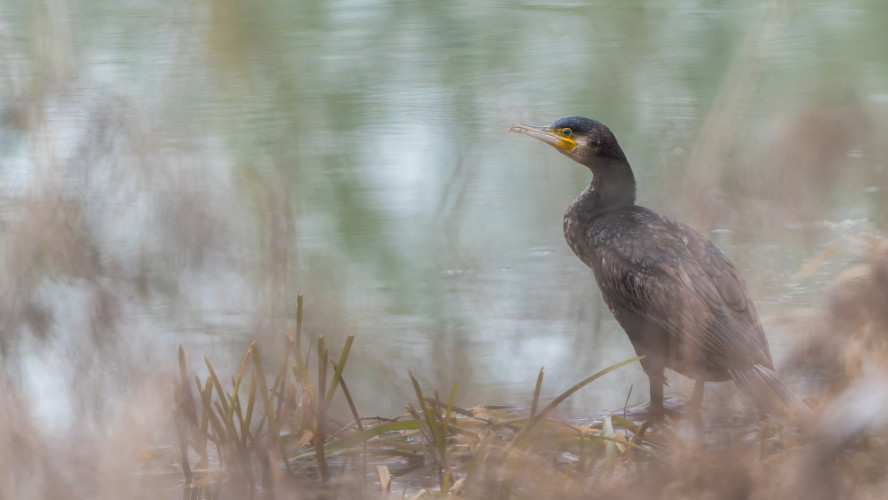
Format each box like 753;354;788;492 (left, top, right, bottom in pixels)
1;0;887;496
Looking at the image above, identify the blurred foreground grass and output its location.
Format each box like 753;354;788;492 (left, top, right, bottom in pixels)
175;297;653;499
175;237;888;500
3;2;888;498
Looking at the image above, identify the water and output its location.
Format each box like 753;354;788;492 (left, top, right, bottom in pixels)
1;1;886;488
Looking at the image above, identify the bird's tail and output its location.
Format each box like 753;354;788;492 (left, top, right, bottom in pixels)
729;364;811;422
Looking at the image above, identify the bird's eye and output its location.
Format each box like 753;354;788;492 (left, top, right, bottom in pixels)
562;128;572;137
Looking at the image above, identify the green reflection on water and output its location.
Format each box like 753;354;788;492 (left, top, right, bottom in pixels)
1;0;886;419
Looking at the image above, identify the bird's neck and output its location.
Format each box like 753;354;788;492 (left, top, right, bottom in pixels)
583;159;637;216
563;159;636;259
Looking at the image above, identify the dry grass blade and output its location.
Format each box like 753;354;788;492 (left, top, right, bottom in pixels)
272;348;290;423
331;360;363;431
405;403;428;439
377;465;392;492
315;336;330;481
178;345;189;387
531;367;544;419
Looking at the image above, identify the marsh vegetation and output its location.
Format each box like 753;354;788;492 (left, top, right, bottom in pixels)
1;0;887;498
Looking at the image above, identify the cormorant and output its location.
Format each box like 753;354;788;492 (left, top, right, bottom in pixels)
510;116;808;420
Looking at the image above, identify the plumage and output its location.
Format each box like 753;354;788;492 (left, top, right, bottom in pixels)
510;116;807;420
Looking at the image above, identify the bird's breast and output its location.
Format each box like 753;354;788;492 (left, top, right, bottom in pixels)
562;208;594;266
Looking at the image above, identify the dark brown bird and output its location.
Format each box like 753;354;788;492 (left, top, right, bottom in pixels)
510;116;807;420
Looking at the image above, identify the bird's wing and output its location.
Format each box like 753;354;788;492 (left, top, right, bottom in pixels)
589;209;773;369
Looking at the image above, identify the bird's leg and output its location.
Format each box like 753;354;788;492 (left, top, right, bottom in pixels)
647;370;666;421
690;377;705;412
638;351;667;421
688;377;706;427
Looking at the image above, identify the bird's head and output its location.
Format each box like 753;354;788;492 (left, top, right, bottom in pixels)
509;116;628;169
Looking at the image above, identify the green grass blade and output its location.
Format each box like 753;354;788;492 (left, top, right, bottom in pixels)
250;342;277;438
178;345;188;382
324;334;355;406
536;356;643;420
409;372;444;449
225;348;252;429
295;294;303;352
510;356;643;448
315;336;330;481
293;419;420;459
244;372;256;435
204;357;229;417
446;381;459;422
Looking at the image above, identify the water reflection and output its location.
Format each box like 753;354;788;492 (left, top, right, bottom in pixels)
1;0;887;495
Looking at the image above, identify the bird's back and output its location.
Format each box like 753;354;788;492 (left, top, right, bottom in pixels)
565;203;774;378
